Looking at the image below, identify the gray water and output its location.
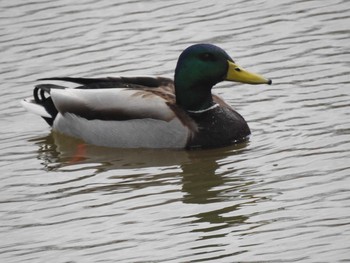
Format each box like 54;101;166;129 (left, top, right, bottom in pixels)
1;0;350;262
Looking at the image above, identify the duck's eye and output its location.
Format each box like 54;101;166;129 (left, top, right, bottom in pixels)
199;53;215;61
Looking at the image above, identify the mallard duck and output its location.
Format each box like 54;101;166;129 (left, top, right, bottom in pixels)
21;44;271;149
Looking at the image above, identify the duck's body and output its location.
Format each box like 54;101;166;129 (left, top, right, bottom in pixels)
22;44;271;149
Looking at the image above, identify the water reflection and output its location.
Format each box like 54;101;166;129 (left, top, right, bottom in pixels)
181;151;254;238
182;157;223;204
30;132;253;240
30;131;248;172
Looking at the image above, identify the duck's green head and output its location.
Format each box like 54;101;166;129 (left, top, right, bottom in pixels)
174;44;271;111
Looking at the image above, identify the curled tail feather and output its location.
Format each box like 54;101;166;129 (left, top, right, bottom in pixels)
22;84;64;126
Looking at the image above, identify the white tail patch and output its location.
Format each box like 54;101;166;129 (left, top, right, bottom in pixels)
21;99;52;118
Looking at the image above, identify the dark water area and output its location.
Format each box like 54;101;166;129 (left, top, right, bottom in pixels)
1;0;350;262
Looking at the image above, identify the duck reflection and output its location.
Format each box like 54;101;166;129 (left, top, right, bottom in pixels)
31;131;247;172
181;149;251;230
31;132;253;229
31;131;191;171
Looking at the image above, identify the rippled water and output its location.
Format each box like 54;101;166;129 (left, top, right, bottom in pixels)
1;0;350;262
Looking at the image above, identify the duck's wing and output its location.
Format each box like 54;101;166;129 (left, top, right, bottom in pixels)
24;76;176;124
50;87;177;121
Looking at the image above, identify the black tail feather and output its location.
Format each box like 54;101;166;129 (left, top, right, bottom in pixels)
33;85;63;126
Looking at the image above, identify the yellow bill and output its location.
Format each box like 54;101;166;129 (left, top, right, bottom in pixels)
226;60;272;85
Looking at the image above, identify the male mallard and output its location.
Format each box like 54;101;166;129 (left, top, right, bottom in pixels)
21;44;271;149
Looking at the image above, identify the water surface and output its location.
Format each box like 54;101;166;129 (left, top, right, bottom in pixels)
1;0;350;262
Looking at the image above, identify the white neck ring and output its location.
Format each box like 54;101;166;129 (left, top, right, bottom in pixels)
187;103;219;114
